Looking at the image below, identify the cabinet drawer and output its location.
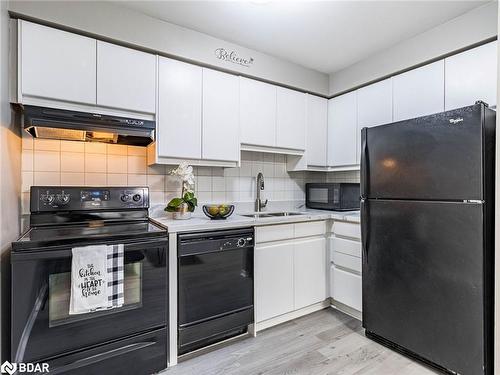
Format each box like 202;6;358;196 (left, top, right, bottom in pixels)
331;266;362;312
334;221;361;240
256;224;294;243
294;221;325;238
332;252;361;273
331;237;361;258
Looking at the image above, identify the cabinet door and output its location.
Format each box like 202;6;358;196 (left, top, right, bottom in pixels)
202;69;239;162
255;242;294;322
157;58;202;159
239;77;276;147
327;92;357;167
357;78;393;163
97;41;156;113
21;21;96;105
445;42;497;111
306;95;328;167
294;237;327;310
393;60;444;121
276;87;306;150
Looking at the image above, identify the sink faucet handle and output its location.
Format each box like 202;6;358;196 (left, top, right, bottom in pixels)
262;199;268;208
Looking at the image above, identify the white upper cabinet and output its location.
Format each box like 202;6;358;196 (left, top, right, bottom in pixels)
20;20;96;105
202;68;240;162
357;78;393;129
393;60;445;122
240;77;277;148
306;95;328;167
328;92;358;167
445;41;498;111
157;57;202;159
97;41;156;114
276;87;307;150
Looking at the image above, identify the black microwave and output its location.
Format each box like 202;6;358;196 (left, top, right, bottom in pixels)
305;183;360;211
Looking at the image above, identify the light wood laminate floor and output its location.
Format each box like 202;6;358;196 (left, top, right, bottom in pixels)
162;308;440;375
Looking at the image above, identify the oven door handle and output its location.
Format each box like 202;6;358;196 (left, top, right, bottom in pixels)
11;238;168;261
48;341;157;375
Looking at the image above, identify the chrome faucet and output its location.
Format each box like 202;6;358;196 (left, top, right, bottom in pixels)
255;172;268;212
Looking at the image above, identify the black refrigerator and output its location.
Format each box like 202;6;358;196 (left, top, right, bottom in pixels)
360;102;495;375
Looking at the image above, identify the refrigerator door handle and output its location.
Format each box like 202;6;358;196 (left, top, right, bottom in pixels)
361;127;369;198
361;199;369;261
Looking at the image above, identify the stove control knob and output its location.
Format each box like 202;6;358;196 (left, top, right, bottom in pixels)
41;193;55;204
237;238;246;247
132;194;142;202
57;193;71;205
121;194;131;202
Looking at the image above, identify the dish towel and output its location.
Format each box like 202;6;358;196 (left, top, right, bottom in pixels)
69;244;125;315
107;244;125;309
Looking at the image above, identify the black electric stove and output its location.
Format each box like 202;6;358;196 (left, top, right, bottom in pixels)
11;186;169;375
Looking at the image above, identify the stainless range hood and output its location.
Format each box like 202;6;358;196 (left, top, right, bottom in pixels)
22;105;155;146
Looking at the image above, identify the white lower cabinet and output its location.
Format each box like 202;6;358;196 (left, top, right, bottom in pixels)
294;237;327;310
255;242;295;322
255;222;327;325
329;220;362;317
331;266;362;312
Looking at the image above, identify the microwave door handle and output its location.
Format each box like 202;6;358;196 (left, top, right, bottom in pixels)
48;341;157;374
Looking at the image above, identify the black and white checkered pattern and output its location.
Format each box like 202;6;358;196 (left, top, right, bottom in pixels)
107;244;124;308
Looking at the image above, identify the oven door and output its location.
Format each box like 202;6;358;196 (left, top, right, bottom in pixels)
306;183;339;210
11;237;167;363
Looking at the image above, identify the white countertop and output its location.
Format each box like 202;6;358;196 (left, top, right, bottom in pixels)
151;208;360;233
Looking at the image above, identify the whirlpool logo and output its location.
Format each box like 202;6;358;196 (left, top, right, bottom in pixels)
1;361;49;374
449;117;464;124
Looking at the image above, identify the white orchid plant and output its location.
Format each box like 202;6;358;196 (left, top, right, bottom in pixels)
165;162;198;213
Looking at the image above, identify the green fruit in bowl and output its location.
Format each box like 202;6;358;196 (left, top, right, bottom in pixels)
218;204;229;215
207;206;220;216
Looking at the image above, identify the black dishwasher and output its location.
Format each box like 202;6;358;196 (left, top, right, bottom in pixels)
177;228;254;355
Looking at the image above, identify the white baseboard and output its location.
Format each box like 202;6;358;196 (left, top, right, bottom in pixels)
255;300;330;333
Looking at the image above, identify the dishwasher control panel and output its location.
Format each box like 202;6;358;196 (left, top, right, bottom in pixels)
178;229;254;257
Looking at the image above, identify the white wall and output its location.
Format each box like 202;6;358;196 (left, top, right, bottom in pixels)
0;0;21;361
8;0;329;96
329;2;498;96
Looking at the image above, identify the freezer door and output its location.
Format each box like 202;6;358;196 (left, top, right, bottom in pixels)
362;199;485;375
361;103;486;200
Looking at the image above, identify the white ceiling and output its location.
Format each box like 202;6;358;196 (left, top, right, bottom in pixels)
118;1;490;74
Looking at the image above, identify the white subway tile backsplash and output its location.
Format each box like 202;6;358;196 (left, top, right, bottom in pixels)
85;142;107;154
34;171;60;185
22;137;359;210
85;173;106;185
128;174;147;186
127;156;147;174
85;153;107;173
61;152;85;172
197;176;212;192
61;172;85;186
34;139;60;151
107;173;128;186
107;155;127;174
147;174;165;191
34;150;60;172
106;144;127;155
22;150;33;171
128;146;147;156
61;141;85;153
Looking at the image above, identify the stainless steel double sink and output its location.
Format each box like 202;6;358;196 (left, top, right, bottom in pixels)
240;212;304;219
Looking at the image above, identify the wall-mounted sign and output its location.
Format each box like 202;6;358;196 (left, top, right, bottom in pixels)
214;48;254;68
